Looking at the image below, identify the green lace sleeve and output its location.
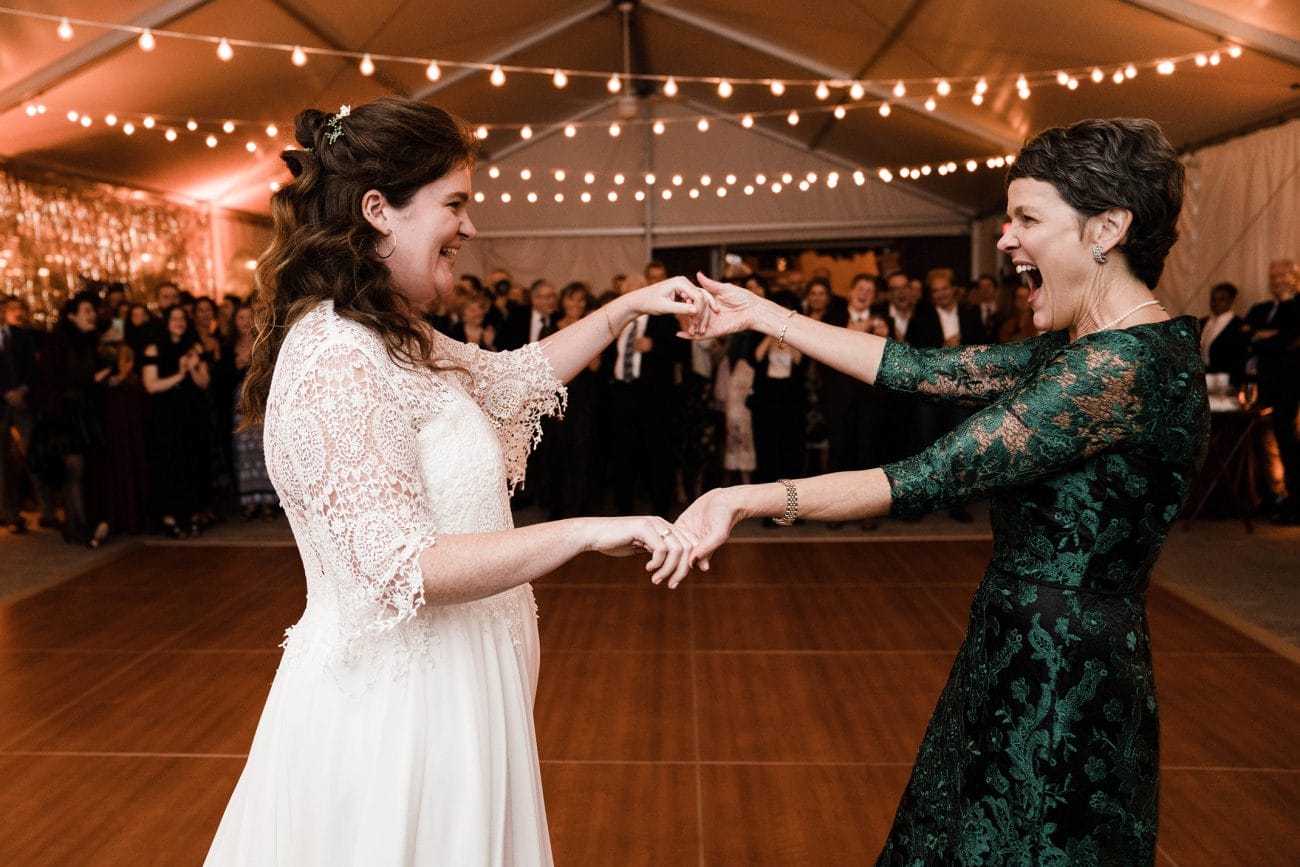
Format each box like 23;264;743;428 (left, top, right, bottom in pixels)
876;334;1060;405
883;333;1153;518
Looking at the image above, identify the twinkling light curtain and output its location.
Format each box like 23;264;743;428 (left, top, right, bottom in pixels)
0;163;212;327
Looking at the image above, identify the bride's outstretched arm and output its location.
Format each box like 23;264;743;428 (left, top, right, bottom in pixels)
675;469;893;569
538;277;716;383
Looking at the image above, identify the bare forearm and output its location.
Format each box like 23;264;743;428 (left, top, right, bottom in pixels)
540;295;636;383
751;301;887;385
728;469;893;523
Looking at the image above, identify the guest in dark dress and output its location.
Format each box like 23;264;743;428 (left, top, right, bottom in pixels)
142;305;212;537
226;306;278;520
90;341;150;536
680;118;1207;864
31;295;112;545
543;283;601;518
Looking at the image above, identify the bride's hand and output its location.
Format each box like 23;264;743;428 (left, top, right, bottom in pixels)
582;516;699;588
629;276;719;329
681;272;762;340
674;486;744;572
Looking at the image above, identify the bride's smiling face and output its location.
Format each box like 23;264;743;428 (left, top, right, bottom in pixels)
376;165;477;311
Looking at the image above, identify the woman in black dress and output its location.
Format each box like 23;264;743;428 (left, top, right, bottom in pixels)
142;304;211;537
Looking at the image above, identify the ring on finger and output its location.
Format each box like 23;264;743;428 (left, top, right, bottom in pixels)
659;528;673;538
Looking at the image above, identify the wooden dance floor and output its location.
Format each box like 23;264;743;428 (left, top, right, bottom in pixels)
0;540;1296;865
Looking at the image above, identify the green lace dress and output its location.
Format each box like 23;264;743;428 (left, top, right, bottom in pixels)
875;317;1208;866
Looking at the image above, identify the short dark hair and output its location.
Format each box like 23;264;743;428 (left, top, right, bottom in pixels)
806;276;833;294
1008;118;1184;290
1210;281;1239;300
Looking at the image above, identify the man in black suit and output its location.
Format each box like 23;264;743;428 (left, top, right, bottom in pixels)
497;278;559;351
820;274;892;530
1245;259;1300;522
604;271;676;516
965;273;1003;345
908;268;983;522
1200;282;1250;383
1;295;39;532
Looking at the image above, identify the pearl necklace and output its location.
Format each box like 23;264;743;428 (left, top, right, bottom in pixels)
1097;299;1162;332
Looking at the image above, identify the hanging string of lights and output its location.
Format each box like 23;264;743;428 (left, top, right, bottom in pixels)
4;5;1244;107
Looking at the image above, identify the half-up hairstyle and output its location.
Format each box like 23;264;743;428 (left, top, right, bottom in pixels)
1007;118;1184;291
240;97;480;427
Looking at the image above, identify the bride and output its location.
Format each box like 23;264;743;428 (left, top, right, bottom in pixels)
205;98;709;866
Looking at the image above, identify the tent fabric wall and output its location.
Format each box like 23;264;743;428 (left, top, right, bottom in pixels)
1164;119;1300;316
456;233;648;295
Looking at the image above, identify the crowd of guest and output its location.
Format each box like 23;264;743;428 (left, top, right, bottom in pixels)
3;256;1296;544
1;281;277;546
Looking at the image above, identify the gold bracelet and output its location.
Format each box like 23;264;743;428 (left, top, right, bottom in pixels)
776;308;797;350
604;309;618;340
772;478;799;526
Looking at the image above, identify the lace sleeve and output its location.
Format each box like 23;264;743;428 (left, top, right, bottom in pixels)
269;338;437;633
882;334;1153;518
445;339;567;492
876;334;1059;404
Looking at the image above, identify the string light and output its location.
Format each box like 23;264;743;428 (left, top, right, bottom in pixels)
490;65;506;86
609;122;621;137
216;38;233;61
613;173;625;185
1157;60;1175;74
1091;67;1105;82
787;110;799;125
741;115;754;128
56;17;73;40
425;60;441;81
554;169;566;181
488;166;501;178
564;124;576;138
936;79;951;96
292;45;307;66
520;168;532;180
519;125;532;139
359;54;375;76
475;125;489;140
138;29;156;51
221;120;235;133
924;97;936;111
1227;45;1242;58
205;134;218;147
164;129;177;141
663;77;678;97
696;118;710;132
265;123;278;136
245;141;257;152
849;82;865;101
105;114;117;126
892;80;906;98
607;74;622;94
645;173;656;184
834;105;847;119
80;116;92;127
815;82;830;100
878;103;891;117
552;69;567;88
122;122;135;135
769;80;785;96
653;120;666;135
186;119;199;131
142;116;155;129
580;191;591;203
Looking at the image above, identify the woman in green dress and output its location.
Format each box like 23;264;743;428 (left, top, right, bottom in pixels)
674;118;1209;864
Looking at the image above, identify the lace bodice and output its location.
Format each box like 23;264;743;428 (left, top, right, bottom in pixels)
263;301;565;675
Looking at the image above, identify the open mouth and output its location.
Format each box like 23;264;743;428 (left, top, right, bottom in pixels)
439;246;458;264
1015;263;1042;292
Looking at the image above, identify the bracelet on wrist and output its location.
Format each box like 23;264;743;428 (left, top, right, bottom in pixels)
772;478;799;526
776;308;797;350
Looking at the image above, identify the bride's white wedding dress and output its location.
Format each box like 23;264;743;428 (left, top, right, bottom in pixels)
205;300;565;866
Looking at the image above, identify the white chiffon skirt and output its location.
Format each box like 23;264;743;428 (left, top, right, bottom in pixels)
205;587;551;866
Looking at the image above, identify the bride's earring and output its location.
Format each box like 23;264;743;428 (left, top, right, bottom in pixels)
1092;244;1107;265
377;233;397;260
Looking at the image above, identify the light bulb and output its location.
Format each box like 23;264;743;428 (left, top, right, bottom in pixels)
105;114;117;126
663;77;678;97
1125;64;1137;79
269;181;281;192
718;79;733;98
878;102;891;117
554;170;566;181
1091;67;1105;82
1227;45;1242;58
1157;60;1175;75
57;17;73;40
878;168;893;183
613;173;625;185
564;124;576;138
689;188;699;199
936;79;951;96
206;134;218;147
554;193;564;203
815;81;830;100
490;66;506;87
80;116;92;127
475;125;489;140
142;116;156;129
585;172;596;184
138;29;156;51
608;191;618;202
662;189;672;200
966;159;978;172
744;185;754;195
222;120;235;134
359;54;375;76
741;114;754;128
1067;78;1079;90
123;122;135;135
696;118;709;132
246;141;257;152
265;124;278;137
653;120;665;135
850;82;865;100
217;38;233;62
607;74;622;94
924;96;936;111
799;180;810;191
520;169;532;181
552;69;568;88
634;190;645;201
1056;71;1069;86
527;192;537;203
165;129;177;141
787;111;799;125
671;174;683;186
1112;69;1125;84
186;119;198;131
971;93;984;106
769;80;785;96
500;193;511;203
292;45;307;66
834;105;847;119
488;166;500;179
701;174;712;186
609;122;621;137
892;80;906;98
67;110;79;122
645;173;656;185
425;61;441;82
975;77;988;94
581;192;592;203
519;125;532;139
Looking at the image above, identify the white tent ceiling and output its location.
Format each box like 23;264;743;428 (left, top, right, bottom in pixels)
2;0;1298;226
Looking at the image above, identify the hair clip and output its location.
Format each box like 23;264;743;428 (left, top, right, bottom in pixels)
325;104;351;146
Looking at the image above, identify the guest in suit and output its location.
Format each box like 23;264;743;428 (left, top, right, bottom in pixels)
605;272;676;516
1;295;40;533
1245;259;1300;522
966;273;1004;344
821;274;893;530
1199;282;1249;384
908;268;983;521
497;279;559;351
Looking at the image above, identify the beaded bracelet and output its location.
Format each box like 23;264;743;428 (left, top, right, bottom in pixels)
776;308;797;350
772;478;799;526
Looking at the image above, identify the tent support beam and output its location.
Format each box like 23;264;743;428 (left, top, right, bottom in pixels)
642;0;1021;152
1118;0;1300;67
410;0;610;100
0;0;216;115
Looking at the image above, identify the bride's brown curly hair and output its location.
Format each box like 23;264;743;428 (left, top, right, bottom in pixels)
240;97;480;428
